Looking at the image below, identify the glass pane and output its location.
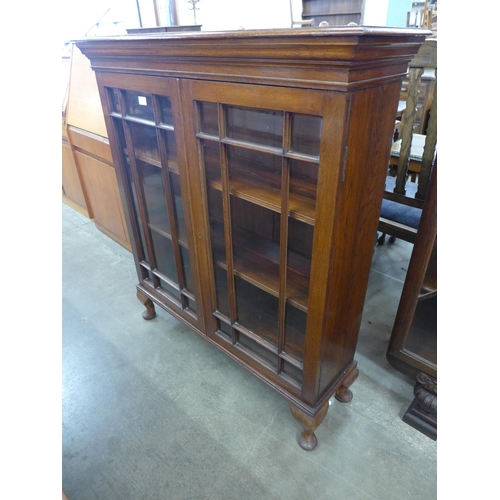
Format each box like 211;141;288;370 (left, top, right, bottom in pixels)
231;198;280;297
184;296;197;314
159;96;173;126
159;277;181;302
125;90;154;121
287;218;313;309
226;106;283;148
130;122;159;165
109;88;122;114
238;333;278;368
118;128;148;263
405;295;437;365
289;159;319;210
283;361;303;385
180;245;194;293
201;139;221;185
138;160;170;234
151;230;177;282
199;101;219;136
228;145;282;193
235;276;279;346
141;267;153;281
213;266;230;318
290;114;322;157
207;187;225;264
164;130;178;166
170;173;187;243
218;319;232;338
284;304;307;362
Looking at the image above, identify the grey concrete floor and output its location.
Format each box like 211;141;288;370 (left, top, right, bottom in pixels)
62;202;437;500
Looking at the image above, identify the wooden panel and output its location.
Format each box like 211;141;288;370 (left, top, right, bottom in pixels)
66;43;108;137
317;81;404;398
62;140;89;216
68;126;113;163
75;151;131;250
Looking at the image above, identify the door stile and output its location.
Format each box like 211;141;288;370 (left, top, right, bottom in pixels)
95;76;146;279
217;103;238;344
121;108;159;282
152;95;188;307
277;112;292;372
300;92;351;406
171;78;211;332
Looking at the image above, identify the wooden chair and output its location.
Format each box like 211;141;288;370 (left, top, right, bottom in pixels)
377;37;437;245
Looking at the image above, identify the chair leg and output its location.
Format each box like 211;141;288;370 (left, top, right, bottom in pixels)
377;232;386;245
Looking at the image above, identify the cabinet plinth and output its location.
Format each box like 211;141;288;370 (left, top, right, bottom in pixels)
76;27;429;449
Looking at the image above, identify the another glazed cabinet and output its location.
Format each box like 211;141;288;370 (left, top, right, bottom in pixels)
76;27;428;450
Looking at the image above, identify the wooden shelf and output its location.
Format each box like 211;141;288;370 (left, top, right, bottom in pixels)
210;219;310;311
208;177;315;225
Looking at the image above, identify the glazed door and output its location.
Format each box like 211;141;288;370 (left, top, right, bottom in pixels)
97;73;203;330
182;80;336;393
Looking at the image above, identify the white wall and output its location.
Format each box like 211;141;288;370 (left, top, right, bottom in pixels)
362;0;390;26
176;0;299;31
61;0;397;41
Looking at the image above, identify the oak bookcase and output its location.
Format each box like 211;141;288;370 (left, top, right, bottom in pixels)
76;27;428;450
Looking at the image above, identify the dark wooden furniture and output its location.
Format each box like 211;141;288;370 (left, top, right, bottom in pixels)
399;71;436;135
302;0;363;26
378;37;437;245
76;27;428;450
387;160;437;439
126;25;202;34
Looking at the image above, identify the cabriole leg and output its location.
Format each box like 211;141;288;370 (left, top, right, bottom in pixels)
335;365;360;403
290;401;329;451
137;290;156;320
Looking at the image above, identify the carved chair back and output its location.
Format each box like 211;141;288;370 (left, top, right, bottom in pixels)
378;37;437;244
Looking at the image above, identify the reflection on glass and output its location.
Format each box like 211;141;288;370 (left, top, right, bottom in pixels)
287;218;314;308
130;122;159;164
125;91;154;121
226;106;283;148
213;266;230;318
231;197;280;251
164;130;178;166
291;114;322;157
119;144;149;263
159;96;173;126
201;140;221;184
235;277;279;345
199;101;219;136
185;296;197;314
228;146;281;191
180;245;194;293
139;160;170;234
289;159;319;208
283;361;303;384
284;304;307;362
109;88;122;114
170;174;186;243
238;333;279;367
159;277;181;302
218;319;232;338
151;230;177;282
206;187;225;263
